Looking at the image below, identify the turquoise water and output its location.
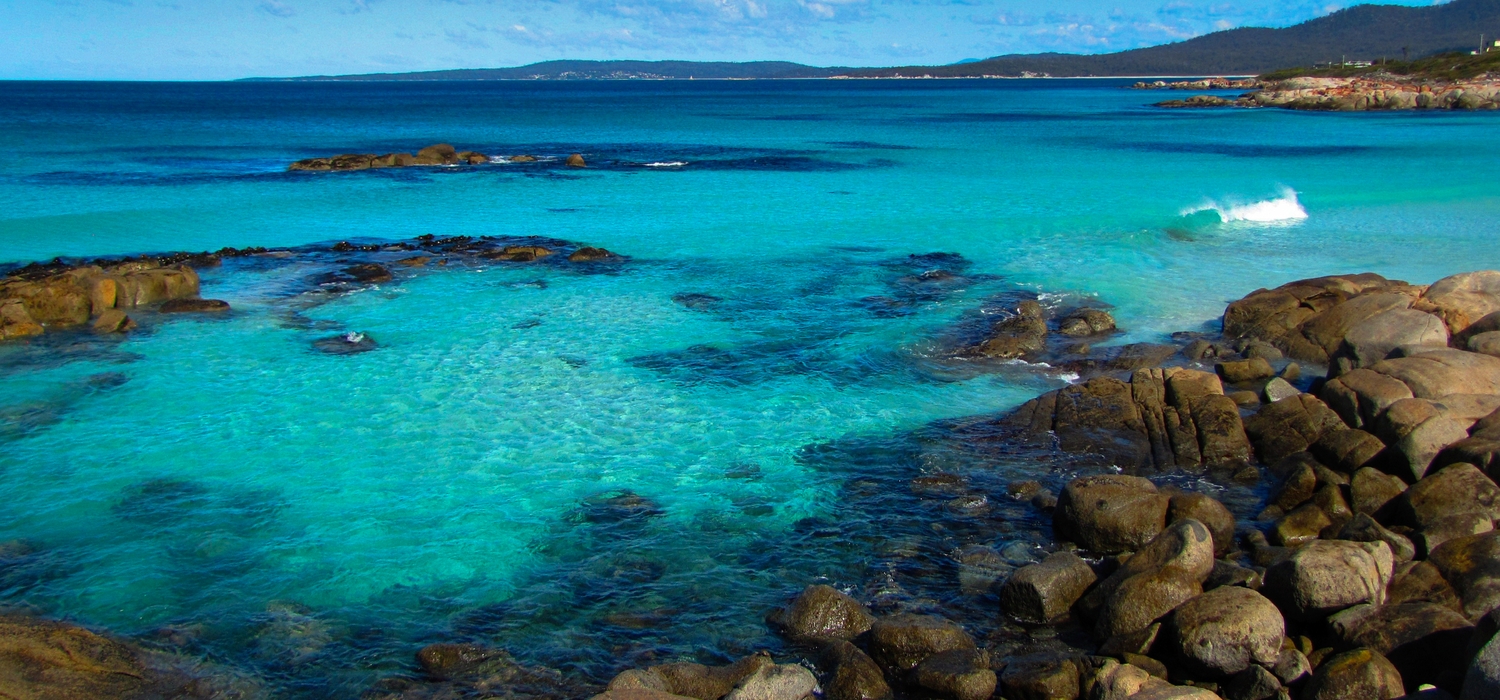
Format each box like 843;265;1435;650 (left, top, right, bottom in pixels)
2;80;1500;695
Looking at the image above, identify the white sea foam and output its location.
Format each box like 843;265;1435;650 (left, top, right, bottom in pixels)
1182;186;1309;224
644;161;688;167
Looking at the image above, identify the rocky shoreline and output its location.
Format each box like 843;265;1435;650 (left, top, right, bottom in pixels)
3;251;1500;699
1145;75;1500;112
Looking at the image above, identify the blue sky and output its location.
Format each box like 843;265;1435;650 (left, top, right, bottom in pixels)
2;0;1439;80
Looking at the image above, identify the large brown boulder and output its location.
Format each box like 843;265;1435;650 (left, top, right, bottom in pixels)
1262;540;1392;621
1322;369;1415;431
998;368;1239;471
417;643;523;680
1222;274;1419;364
1398;463;1500;529
415;144;459;165
607;655;774;700
1054;475;1169;554
1300;648;1405;700
1337;601;1475;691
1167;492;1235;556
1417;270;1500;336
1465;631;1500;700
1243;394;1345;465
1350;467;1404;518
1161;586;1284;678
1000;551;1098;624
723;663;818;700
866;614;976;674
0;614;249;699
767;585;873;642
819;641;891;700
1058;309;1116;337
0;301;43;339
566;153;587;167
998;653;1078;700
1429;531;1500;621
972;301;1047;359
1335;307;1450;369
1310;427;1384;473
911;650;996;700
1076;519;1216;639
1367;349;1500;400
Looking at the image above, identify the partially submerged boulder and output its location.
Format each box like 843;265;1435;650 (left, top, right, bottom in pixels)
1000;551;1098;623
1054;475;1169;554
969;301;1047;359
767;585;873;642
866;614;976;674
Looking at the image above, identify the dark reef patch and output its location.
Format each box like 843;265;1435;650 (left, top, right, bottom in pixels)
1112;141;1375;158
820;140;917;150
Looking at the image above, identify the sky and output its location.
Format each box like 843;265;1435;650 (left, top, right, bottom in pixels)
1;0;1442;80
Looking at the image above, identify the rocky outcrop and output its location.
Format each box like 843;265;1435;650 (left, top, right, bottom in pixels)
1161;75;1500;112
0;614;256;699
0;260;209;340
290;143;490;171
968;300;1048;359
998;368;1249;471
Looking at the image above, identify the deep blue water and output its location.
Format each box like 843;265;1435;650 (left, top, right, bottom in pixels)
1;79;1498;697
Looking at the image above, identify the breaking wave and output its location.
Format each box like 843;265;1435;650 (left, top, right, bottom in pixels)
1181;186;1309;224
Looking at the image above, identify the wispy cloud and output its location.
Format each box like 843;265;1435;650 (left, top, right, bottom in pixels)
258;0;295;18
445;28;491;48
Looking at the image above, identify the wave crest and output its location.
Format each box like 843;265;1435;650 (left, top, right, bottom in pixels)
1182;186;1308;224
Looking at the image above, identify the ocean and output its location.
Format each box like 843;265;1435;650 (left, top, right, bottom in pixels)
1;78;1497;696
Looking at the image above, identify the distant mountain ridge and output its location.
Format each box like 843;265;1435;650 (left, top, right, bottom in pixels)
251;60;842;81
247;0;1500;81
855;0;1500;77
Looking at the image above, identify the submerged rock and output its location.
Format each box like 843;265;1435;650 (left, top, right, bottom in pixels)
570;247;617;262
312;332;377;355
579;490;663;523
342;263;393;283
160;298;230;313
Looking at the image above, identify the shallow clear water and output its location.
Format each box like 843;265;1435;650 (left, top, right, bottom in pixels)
1;79;1499;695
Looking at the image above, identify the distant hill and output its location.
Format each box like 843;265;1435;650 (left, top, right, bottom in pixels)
247;60;842;81
851;0;1500;77
247;0;1500;81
